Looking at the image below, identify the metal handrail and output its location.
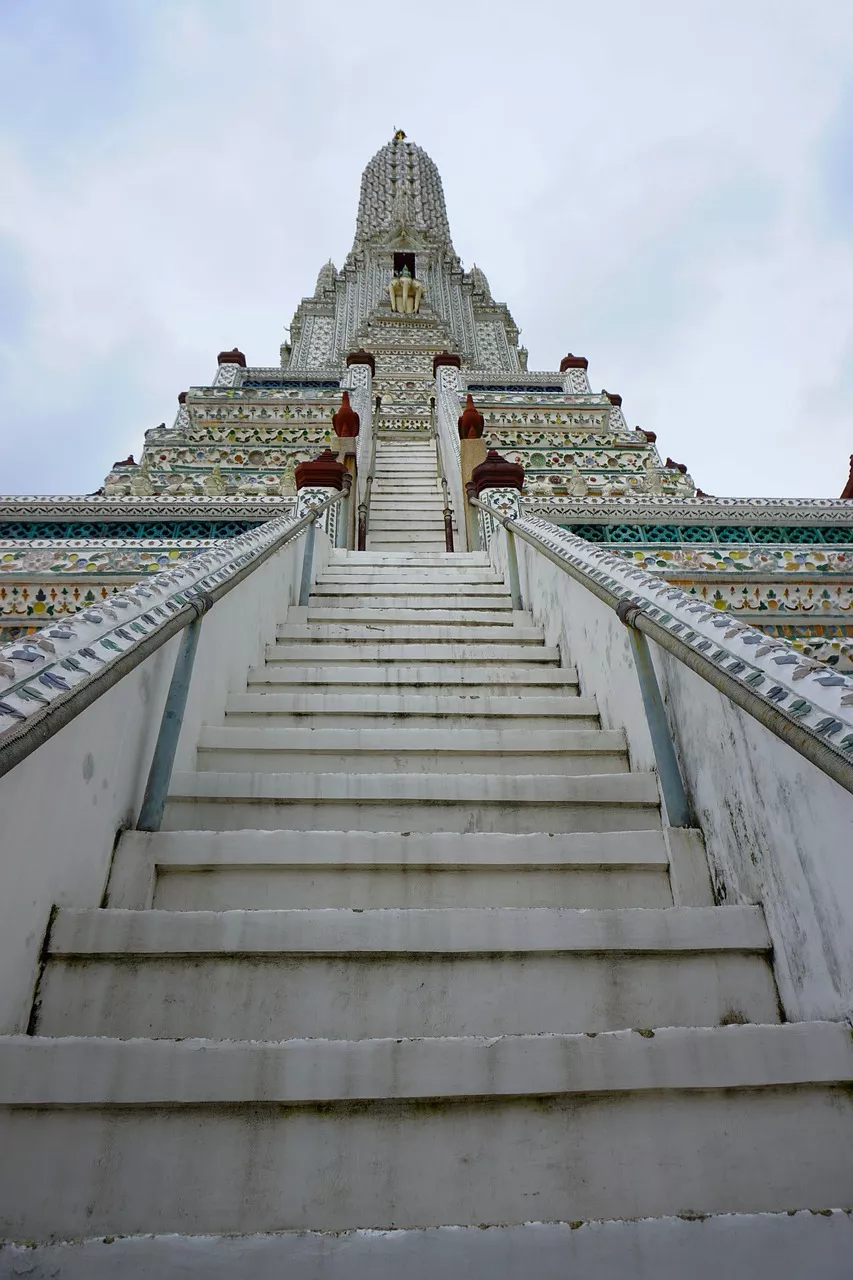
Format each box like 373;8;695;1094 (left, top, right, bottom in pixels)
357;396;380;551
470;494;853;803
0;486;348;783
431;397;455;553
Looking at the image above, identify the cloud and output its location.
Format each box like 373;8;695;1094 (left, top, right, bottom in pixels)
1;0;853;497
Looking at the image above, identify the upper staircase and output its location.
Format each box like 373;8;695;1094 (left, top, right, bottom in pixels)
367;434;450;551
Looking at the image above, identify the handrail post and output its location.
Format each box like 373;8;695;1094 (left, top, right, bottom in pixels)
136;593;213;832
357;396;380;552
504;524;522;609
298;515;318;606
465;482;481;551
616;600;693;827
336;488;350;549
432;402;455;553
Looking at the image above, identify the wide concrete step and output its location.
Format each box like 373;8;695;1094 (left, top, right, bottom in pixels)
225;692;597;729
245;664;579;694
374;465;439;473
368;516;446;527
2;1024;848;1240
365;548;450;555
7;1213;853;1279
162;770;660;833
276;623;547;643
310;582;508;598
266;643;560;663
195;726;626;775
108;829;673;911
317;569;503;583
330;552;488;565
367;527;447;538
35;906;775;1040
366;542;448;552
366;536;448;547
304;607;518;625
368;509;445;519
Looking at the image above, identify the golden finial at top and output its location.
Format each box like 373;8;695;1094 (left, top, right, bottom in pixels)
393;129;407;141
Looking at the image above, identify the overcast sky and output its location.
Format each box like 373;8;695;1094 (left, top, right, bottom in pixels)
2;0;853;499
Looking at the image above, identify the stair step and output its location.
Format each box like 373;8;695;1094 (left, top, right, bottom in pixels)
109;829;673;910
225;692;599;729
330;553;488;565
266;643;560;663
162;770;660;833
310;583;508;598
275;624;547;643
245;665;579;694
3;1023;849;1240
317;570;503;583
195;726;627;775
6;1212;852;1277
304;608;519;625
36;906;775;1040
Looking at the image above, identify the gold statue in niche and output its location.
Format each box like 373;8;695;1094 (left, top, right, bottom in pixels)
388;265;425;314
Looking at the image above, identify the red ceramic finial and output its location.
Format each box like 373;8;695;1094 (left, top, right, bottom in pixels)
470;449;525;495
346;348;376;376
458;394;485;440
295;449;348;491
217;347;246;367
433;351;462;376
841;455;853;500
665;458;688;474
603;389;622;407
332;391;360;438
559;353;589;371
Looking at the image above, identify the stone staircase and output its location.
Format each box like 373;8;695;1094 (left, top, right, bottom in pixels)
366;433;449;551
3;515;853;1257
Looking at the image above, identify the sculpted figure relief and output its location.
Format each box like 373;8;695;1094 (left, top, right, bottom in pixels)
388;265;425;314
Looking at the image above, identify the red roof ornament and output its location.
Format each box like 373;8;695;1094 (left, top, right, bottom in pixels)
639;428;657;443
665;458;688;474
112;454;135;468
559;353;589;371
217;347;246;367
295;449;348;491
841;455;853;500
332;390;360;438
603;390;622;407
346;348;376;376
458;394;485;440
470;449;525;496
178;391;188;404
433;351;462;377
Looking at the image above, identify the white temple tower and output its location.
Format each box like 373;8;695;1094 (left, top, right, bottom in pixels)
1;133;853;1277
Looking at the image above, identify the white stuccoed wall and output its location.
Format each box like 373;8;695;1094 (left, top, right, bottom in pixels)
497;527;853;1023
0;528;322;1034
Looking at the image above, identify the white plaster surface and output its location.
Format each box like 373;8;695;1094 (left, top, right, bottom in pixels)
2;1213;852;1279
0;641;175;1034
0;527;321;1034
501;524;853;1021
